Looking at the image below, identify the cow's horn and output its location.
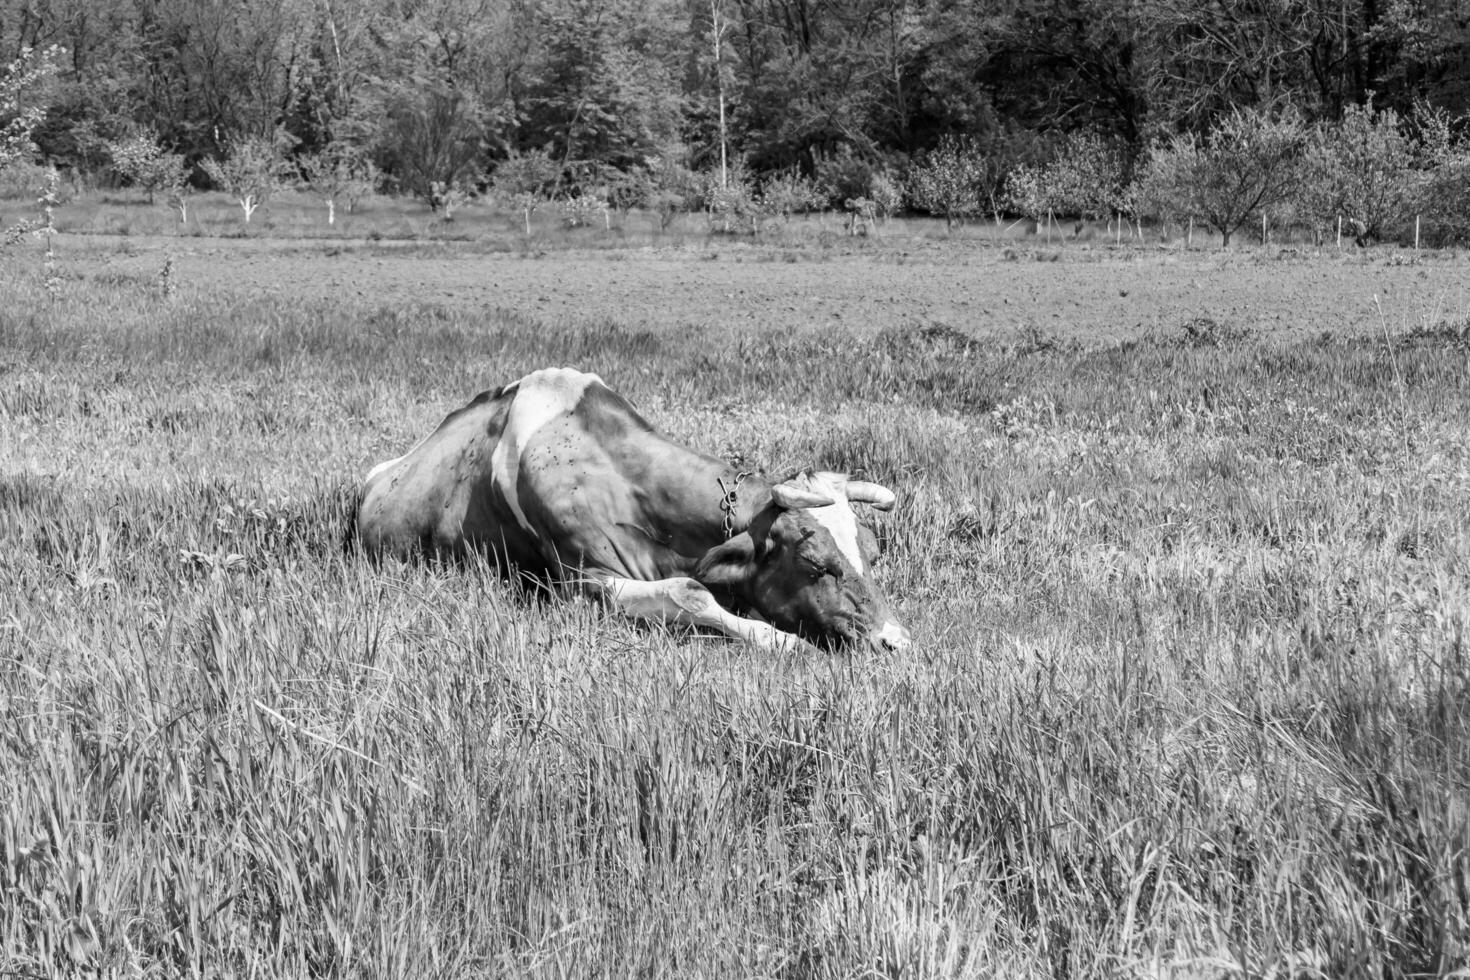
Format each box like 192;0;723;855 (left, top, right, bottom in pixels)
771;482;836;510
845;480;897;511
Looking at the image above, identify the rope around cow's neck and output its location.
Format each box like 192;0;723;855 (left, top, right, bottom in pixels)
718;470;753;539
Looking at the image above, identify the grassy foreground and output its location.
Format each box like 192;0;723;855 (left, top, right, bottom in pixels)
1;253;1468;978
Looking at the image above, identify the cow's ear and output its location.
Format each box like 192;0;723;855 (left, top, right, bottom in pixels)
694;533;756;589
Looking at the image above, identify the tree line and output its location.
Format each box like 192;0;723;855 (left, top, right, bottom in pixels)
3;0;1470;242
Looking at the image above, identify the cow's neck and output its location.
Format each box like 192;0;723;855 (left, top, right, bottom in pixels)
638;448;772;564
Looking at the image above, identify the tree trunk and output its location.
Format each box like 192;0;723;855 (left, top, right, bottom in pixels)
711;0;729;190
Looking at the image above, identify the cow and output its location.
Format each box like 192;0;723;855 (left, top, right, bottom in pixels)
356;368;911;653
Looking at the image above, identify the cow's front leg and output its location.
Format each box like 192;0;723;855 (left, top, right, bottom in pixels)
587;575;811;653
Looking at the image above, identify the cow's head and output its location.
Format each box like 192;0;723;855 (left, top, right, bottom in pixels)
695;471;911;652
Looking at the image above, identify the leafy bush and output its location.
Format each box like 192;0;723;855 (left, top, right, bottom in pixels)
761;170;827;221
907;136;985;230
1139;108;1306;246
0;46;59;173
1043;131;1130;223
868;171;904;220
560;194;609;229
628;154;701;231
201;136;289;224
813;145;881;209
299;144;378;225
1297;100;1419;244
491;147;561;234
108;130;189;203
1002;163;1048;227
371;78;484;208
0;157;50;198
702;166;761;234
1414;108;1470;246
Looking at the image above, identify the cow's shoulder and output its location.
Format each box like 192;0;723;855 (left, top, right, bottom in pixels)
510;367;606;410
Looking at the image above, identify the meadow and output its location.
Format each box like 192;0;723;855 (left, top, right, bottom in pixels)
1;210;1468;977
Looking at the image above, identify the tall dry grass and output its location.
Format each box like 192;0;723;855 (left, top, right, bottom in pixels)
1;252;1467;977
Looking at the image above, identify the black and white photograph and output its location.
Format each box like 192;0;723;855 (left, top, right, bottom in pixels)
2;0;1468;975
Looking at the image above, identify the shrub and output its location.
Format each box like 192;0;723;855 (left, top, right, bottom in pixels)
1044;131;1131;226
1414;107;1470;246
0;157;50;198
299;144;378;225
560;194;609;230
201;136;289;224
1297;100;1420;244
429;179;473;221
108;130;188;204
702;166;761;234
761;170;827;221
1139;108;1306;246
868;171;904;220
813;145;880;209
0;46;59;173
907;135;985;230
491;147;561;234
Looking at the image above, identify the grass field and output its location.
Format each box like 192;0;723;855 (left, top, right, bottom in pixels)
2;223;1468;977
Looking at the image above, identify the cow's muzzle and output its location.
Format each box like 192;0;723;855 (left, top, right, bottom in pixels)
869;621;911;653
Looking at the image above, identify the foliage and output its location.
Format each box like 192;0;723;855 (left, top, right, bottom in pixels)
701;165;761;234
108;131;188;204
641;154;702;230
0;46;60;172
760;170;827;221
200;137;288;224
1297;100;1421;244
906;136;986;230
0;159;52;198
559;194;609;229
812;146;884;210
370;74;486;208
491;147;562;234
867;171;904;220
9;0;1470;213
299;145;379;225
429;180;474;221
1138;108;1306;246
1002;163;1048;224
1044;131;1131;220
520;0;686;173
1413;107;1470;246
1003;132;1130;236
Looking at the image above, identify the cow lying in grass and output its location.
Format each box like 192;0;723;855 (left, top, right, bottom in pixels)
356;368;910;653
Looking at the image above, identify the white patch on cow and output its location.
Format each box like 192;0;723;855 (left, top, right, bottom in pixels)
365;453;404;483
490;368;602;535
807;497;865;574
810;503;864;574
873;620;911;652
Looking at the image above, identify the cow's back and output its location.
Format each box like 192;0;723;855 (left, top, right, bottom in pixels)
356;369;616;576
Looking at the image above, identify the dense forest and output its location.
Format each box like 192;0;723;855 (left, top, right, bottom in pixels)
3;0;1470;237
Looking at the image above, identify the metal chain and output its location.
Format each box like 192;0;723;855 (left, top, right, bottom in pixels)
718;470;752;539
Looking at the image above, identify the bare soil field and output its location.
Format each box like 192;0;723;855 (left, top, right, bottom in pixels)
83;232;1468;343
